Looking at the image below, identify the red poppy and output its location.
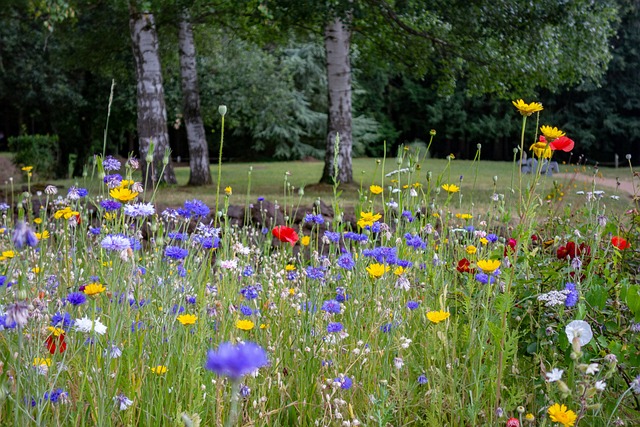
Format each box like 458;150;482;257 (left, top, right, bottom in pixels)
549;135;575;152
45;333;67;354
611;236;630;250
504;238;517;256
456;258;473;273
557;241;591;261
272;226;299;246
506;418;520;427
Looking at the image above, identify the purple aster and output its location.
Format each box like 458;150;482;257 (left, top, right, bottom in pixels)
407;301;419;310
204;342;269;380
334;376;353;390
324;230;341;243
165;246;188;260
12;221;38;249
321;300;341;314
67;292;87;306
100;200;122;212
337;253;355;270
101;234;131;251
178;199;210;218
327;322;343;333
565;282;579;308
102;155;122;172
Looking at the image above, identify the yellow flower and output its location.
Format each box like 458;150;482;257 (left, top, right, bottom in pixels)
366;263;389;279
369;184;383;195
0;250;15;261
288;288;295;295
455;213;472;220
224;186;232;195
119;180;133;188
357;211;382;229
300;236;311;246
35;230;50;240
393;266;405;276
466;245;477;255
476;259;500;274
260;323;268;329
540;125;565;141
47;326;65;337
34;357;52;367
427;310;451;324
150;365;168;375
441;184;460;193
177;313;198;325
54;207;80;220
83;282;106;296
110;187;138;202
104;212;117;220
512;99;543;116
479;237;489;245
21;166;34;172
547;403;577;427
236;319;255;331
432;213;440;218
529;141;552;159
412;182;422;188
525;413;535;422
33;218;42;224
32;267;40;273
285;264;296;271
447;153;455;160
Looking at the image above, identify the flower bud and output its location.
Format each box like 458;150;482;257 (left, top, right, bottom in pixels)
430;129;436;136
218;105;227;116
557;380;571;395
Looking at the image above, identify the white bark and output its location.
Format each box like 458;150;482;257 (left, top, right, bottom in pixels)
129;10;176;185
321;17;353;184
179;10;212;186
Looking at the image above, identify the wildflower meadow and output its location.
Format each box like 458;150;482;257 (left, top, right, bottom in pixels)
1;100;640;427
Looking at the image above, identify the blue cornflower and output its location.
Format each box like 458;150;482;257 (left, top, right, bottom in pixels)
321;300;341;314
89;226;101;235
240;305;253;316
0;276;6;287
305;266;325;281
67;292;87;306
104;173;123;188
101;200;122;212
565;282;579;307
335;288;349;303
407;301;420;310
0;203;10;211
101;234;132;251
334;376;353;390
257;197;265;202
186;296;196;304
404;233;426;250
178;199;210;218
380;323;393;333
172;305;185;314
401;210;414;222
240;285;260;300
261;227;269;234
242;266;254;277
12;221;38;249
168;232;187;241
363;246;397;264
131;321;145;332
465;225;475;233
204;342;269;379
474;273;495;285
124;203;155;217
287;271;298;281
327;322;343;333
305;213;325;224
129;237;141;251
44;388;68;404
395;259;413;268
343;232;368;242
487;234;499;243
67;186;88;199
102;155;122;172
324;230;341;243
366;222;382;233
165;246;188;260
177;265;187;277
239;384;251;398
337;253;355;270
417;374;428;385
51;311;72;329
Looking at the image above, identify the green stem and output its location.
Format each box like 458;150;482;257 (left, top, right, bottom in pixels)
215;115;226;227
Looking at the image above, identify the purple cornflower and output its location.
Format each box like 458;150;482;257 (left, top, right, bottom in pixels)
12;221;38;249
417;374;428;385
67;186;88;200
104;174;123;188
335;288;349;303
324;231;341;243
240;285;260;300
242;266;254;277
487;234;499;243
305;213;325;224
337;253;355;270
564;283;579;307
124;203;155;217
165;246;188;260
343;232;368;242
178;199;210;218
101;234;132;251
404;233;426;250
327;322;343;333
401;210;414;222
44;388;68;404
363;247;397;264
474;273;495;285
305;266;325;281
407;301;419;310
51;311;72;329
204;342;269;379
186;296;196;305
100;200;122;212
321;300;341;314
168;232;187;241
89;226;101;235
103;155;122;172
67;292;87;306
334;376;353;390
240;305;253;316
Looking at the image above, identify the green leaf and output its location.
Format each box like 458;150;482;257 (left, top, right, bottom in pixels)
586;285;608;310
624;285;640;321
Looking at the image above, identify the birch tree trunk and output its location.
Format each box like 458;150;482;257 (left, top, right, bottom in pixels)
320;16;353;184
129;9;176;185
179;10;212;186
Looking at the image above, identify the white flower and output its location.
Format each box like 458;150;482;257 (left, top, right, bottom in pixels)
393;357;404;369
546;368;564;382
565;320;593;346
394;277;410;291
114;393;133;411
219;259;238;270
595;380;606;391
75;316;107;335
585;363;600;375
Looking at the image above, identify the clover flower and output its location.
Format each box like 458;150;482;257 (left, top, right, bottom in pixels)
205;342;268;380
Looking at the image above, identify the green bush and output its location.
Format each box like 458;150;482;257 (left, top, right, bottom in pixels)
8;134;59;179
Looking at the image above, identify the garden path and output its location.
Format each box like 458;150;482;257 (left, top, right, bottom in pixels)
554;172;638;198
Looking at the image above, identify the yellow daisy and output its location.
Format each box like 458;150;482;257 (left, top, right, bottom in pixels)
512;99;543;116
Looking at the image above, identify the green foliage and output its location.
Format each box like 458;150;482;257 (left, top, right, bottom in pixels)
8;133;59;178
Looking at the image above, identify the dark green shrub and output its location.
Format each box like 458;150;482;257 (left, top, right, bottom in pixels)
8;134;59;179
